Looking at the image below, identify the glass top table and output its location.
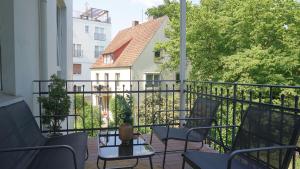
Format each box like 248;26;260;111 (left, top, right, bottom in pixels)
97;130;155;169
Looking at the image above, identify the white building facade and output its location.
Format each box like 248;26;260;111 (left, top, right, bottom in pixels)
0;0;73;115
73;8;111;92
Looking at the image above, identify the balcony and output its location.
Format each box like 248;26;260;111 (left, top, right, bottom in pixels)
94;33;106;41
32;80;300;169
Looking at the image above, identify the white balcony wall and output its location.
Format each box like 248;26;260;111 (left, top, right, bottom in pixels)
0;0;72;116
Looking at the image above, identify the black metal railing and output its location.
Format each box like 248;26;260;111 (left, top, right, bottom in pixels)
33;80;300;168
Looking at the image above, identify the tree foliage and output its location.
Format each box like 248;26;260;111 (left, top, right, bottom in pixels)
75;95;101;136
38;74;71;133
147;0;300;85
109;95;133;126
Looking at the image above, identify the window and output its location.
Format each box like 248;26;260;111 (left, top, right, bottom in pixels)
94;27;106;41
73;44;82;57
94;46;104;58
145;73;160;87
76;86;82;92
104;73;109;85
176;73;180;83
73;64;82;74
85;25;89;33
115;73;120;87
154;50;161;58
96;73;99;81
95;27;104;33
103;54;113;64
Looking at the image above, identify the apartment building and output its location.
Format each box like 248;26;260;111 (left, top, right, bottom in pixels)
73;8;112;92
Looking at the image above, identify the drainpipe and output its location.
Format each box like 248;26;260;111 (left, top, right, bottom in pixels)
179;0;187;126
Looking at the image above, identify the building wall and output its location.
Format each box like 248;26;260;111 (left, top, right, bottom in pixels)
132;17;174;89
0;0;72;115
73;17;112;92
91;67;131;105
91;67;131;90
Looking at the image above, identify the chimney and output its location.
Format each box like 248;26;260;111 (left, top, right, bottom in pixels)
132;21;139;27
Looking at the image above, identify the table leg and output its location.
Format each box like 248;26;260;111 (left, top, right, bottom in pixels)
103;160;107;169
149;157;153;169
97;157;101;169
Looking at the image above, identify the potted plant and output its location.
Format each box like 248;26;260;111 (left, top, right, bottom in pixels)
110;95;134;144
38;74;71;137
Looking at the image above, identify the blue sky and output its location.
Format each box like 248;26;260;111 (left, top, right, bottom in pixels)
73;0;199;38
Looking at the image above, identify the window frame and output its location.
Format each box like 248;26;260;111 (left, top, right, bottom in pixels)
94;46;100;58
103;54;113;64
104;73;109;86
115;73;120;87
73;64;82;75
145;73;161;88
85;25;89;33
96;73;99;82
73;44;82;57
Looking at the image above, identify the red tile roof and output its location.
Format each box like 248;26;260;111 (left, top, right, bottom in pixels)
91;16;167;69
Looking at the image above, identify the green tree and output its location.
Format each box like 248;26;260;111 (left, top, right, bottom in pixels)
138;93;180;133
75;95;101;137
38;74;71;134
109;95;133;126
147;0;300;85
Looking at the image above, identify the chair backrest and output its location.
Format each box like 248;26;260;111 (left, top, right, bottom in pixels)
0;101;46;169
233;104;300;169
185;97;220;137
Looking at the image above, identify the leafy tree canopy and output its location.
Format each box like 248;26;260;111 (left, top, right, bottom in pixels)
147;0;300;85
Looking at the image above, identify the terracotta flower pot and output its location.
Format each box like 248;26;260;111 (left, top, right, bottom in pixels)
119;123;133;145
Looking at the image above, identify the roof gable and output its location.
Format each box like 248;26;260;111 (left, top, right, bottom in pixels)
91;16;167;69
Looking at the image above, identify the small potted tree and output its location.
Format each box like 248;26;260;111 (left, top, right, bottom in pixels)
110;95;134;145
38;74;71;137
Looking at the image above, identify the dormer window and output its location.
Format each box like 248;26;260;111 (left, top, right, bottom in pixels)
104;54;113;64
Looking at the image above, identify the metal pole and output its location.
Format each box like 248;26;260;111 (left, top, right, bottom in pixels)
179;0;187;126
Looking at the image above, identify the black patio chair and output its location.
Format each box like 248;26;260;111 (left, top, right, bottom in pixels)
0;101;88;169
150;97;220;169
182;103;300;169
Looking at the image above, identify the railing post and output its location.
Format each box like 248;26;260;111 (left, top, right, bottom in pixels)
38;81;42;131
179;0;187;127
232;82;238;144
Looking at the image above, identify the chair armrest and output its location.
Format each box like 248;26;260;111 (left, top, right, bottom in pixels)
227;145;300;169
184;125;238;152
0;145;78;169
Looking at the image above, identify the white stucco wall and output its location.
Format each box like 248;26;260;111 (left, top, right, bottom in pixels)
0;0;72;115
14;0;40;110
132;17;175;88
91;67;131;90
73;16;112;92
90;67;131;107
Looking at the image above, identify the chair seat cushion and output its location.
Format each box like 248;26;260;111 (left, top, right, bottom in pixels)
28;132;88;169
183;151;261;169
152;126;203;142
